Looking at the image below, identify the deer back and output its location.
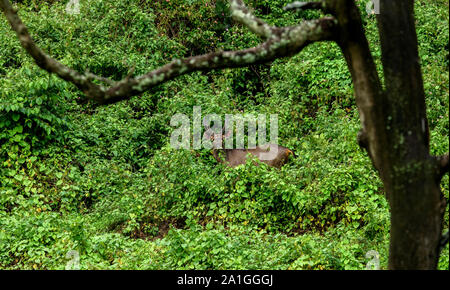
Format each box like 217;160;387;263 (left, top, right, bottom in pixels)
214;144;294;168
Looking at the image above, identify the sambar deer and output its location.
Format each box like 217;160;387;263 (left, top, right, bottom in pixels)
205;127;294;168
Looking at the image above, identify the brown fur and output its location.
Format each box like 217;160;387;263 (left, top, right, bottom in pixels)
212;144;294;168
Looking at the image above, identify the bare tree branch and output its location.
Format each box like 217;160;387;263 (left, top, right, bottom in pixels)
284;1;325;11
85;70;116;86
230;0;276;39
0;0;337;104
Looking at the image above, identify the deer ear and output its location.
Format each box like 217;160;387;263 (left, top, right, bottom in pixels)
203;125;213;138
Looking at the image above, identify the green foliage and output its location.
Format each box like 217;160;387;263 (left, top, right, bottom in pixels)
0;69;68;151
0;0;448;270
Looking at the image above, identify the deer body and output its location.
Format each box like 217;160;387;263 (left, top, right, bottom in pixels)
212;144;294;168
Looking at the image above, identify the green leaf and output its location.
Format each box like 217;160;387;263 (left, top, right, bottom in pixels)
14;125;23;134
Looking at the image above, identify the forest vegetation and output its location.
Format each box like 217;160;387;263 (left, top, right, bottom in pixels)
0;0;448;269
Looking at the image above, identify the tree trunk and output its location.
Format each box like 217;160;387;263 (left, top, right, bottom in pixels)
327;0;445;269
376;0;445;269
